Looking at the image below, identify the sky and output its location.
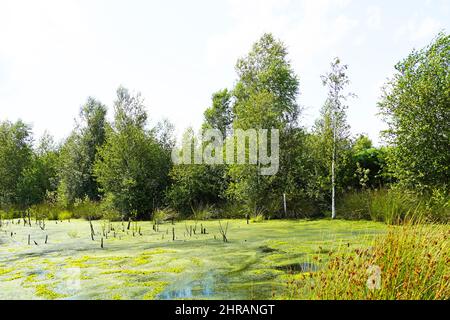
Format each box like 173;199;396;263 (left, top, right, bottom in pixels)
1;0;449;146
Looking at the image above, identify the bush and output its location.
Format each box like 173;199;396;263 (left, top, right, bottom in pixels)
101;210;122;222
192;204;216;220
58;210;72;221
152;207;179;224
425;187;450;221
71;198;103;220
216;202;247;219
0;209;17;220
28;203;60;221
251;211;265;223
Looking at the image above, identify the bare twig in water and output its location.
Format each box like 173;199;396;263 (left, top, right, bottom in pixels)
218;221;229;243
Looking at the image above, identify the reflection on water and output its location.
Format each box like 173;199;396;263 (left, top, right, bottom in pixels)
158;262;319;300
159;272;217;299
275;262;318;272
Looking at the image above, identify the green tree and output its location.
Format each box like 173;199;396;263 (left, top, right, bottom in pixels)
353;134;373;153
351;135;389;189
379;33;450;192
168;154;227;215
17;133;59;206
58;97;107;205
203;89;233;136
227;33;301;217
94;87;170;219
317;57;354;219
168;88;232;215
0;120;33;208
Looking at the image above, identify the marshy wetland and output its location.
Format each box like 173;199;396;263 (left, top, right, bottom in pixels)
0;219;386;300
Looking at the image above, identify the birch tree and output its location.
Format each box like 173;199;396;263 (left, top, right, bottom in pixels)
320;57;354;219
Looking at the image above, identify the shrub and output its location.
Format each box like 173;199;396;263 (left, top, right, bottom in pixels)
58;210;72;221
152;207;179;224
29;203;60;221
0;209;12;220
102;210;122;222
71;197;103;220
251;213;265;223
425;187;450;222
336;191;370;220
192;204;216;220
217;202;247;219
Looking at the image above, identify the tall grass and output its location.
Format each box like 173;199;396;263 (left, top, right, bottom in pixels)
286;221;450;300
337;188;449;224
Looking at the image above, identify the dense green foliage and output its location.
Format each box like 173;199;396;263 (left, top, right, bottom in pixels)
58;98;107;205
227;34;301;217
0;33;448;223
379;33;449;192
94;87;171;219
0;121;34;207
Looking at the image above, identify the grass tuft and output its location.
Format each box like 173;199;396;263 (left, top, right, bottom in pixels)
285;221;449;300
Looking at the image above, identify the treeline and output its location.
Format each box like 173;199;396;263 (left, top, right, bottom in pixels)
0;33;448;223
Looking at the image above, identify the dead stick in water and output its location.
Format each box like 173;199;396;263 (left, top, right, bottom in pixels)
89;217;95;240
218;221;229;243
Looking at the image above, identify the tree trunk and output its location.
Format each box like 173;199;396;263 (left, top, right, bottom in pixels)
331;105;337;220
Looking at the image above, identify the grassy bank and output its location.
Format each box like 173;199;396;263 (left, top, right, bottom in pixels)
284;222;449;300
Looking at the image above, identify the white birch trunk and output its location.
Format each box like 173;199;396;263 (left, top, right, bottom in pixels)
331;101;337;220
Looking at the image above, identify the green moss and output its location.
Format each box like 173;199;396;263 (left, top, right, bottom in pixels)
142;281;168;300
46;272;55;280
132;256;151;266
3;272;23;281
144;248;174;255
101;269;158;276
22;273;38;287
0;218;388;300
165;267;184;273
0;267;13;276
105;256;129;261
65;256;91;268
191;257;202;266
35;284;66;300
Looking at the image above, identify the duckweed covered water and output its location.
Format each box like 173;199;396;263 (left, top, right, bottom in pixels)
0;219;385;300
